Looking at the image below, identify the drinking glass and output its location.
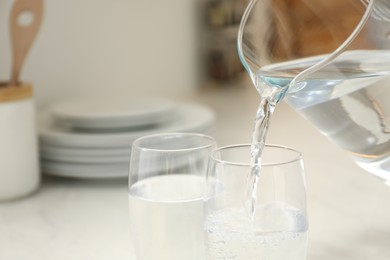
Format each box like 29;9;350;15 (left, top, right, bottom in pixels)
204;144;308;260
128;133;216;260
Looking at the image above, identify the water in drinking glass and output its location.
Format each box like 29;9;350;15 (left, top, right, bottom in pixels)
128;174;206;260
205;202;308;260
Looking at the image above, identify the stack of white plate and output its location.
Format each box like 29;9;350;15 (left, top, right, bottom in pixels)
38;96;215;179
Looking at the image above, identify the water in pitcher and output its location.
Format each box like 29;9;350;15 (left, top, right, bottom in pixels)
259;50;390;182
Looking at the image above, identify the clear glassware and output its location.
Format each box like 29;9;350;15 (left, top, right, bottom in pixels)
204;144;308;260
238;0;390;182
128;133;216;260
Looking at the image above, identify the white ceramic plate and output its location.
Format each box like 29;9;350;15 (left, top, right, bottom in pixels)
42;160;128;179
40;145;131;163
38;102;215;148
40;129;213;167
48;96;175;130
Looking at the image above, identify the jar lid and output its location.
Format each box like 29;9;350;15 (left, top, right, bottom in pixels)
0;83;32;102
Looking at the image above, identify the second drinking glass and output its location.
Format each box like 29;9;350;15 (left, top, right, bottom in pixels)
204;144;308;260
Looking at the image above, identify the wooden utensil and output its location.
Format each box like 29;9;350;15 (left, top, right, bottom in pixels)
9;0;43;86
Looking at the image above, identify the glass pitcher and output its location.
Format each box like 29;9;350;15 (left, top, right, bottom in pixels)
238;0;390;182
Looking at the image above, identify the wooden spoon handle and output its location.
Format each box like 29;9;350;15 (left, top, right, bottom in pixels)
10;0;43;86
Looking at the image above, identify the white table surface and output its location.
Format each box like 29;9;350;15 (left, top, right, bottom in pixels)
1;83;390;259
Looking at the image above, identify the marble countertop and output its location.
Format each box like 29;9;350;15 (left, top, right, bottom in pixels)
1;84;390;259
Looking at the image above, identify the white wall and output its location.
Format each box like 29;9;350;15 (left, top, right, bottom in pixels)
0;0;199;106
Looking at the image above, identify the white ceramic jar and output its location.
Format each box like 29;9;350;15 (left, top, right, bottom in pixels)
0;83;40;200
